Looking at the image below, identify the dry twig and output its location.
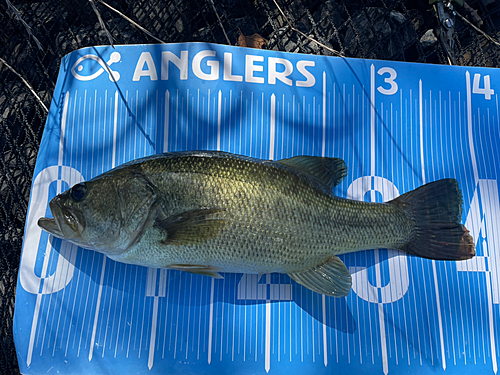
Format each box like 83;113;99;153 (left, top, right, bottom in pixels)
5;0;43;51
89;0;115;47
97;0;167;44
456;10;500;48
0;57;48;114
270;0;343;56
208;0;231;45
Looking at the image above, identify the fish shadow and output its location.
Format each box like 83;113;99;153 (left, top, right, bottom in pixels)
161;271;357;334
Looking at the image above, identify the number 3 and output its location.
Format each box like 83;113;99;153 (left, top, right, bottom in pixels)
377;67;398;95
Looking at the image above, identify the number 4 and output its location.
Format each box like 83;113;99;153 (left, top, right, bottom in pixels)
473;73;494;100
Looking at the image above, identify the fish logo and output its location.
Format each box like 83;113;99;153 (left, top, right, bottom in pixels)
71;51;121;82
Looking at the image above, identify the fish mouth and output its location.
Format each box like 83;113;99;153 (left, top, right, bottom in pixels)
37;217;64;237
38;197;86;241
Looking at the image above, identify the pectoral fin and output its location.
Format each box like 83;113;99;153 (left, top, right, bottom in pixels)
287;256;352;297
166;264;224;279
155;208;226;245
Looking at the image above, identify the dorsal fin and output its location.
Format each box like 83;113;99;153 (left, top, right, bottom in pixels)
277;156;347;190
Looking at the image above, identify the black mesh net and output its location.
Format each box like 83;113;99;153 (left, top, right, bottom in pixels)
1;0;499;373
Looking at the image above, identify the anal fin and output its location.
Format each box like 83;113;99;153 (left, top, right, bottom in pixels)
166;264;224;279
287;256;352;297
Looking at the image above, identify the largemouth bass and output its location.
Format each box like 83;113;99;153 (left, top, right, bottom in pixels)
38;151;475;297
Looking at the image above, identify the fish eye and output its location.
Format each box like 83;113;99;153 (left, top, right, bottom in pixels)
70;183;87;202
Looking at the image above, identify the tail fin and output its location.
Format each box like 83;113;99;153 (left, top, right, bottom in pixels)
390;179;475;261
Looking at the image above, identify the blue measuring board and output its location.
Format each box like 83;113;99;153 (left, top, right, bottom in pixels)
14;43;500;375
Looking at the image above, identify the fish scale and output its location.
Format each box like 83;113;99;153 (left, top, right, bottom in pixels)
38;151;475;297
134;155;395;266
